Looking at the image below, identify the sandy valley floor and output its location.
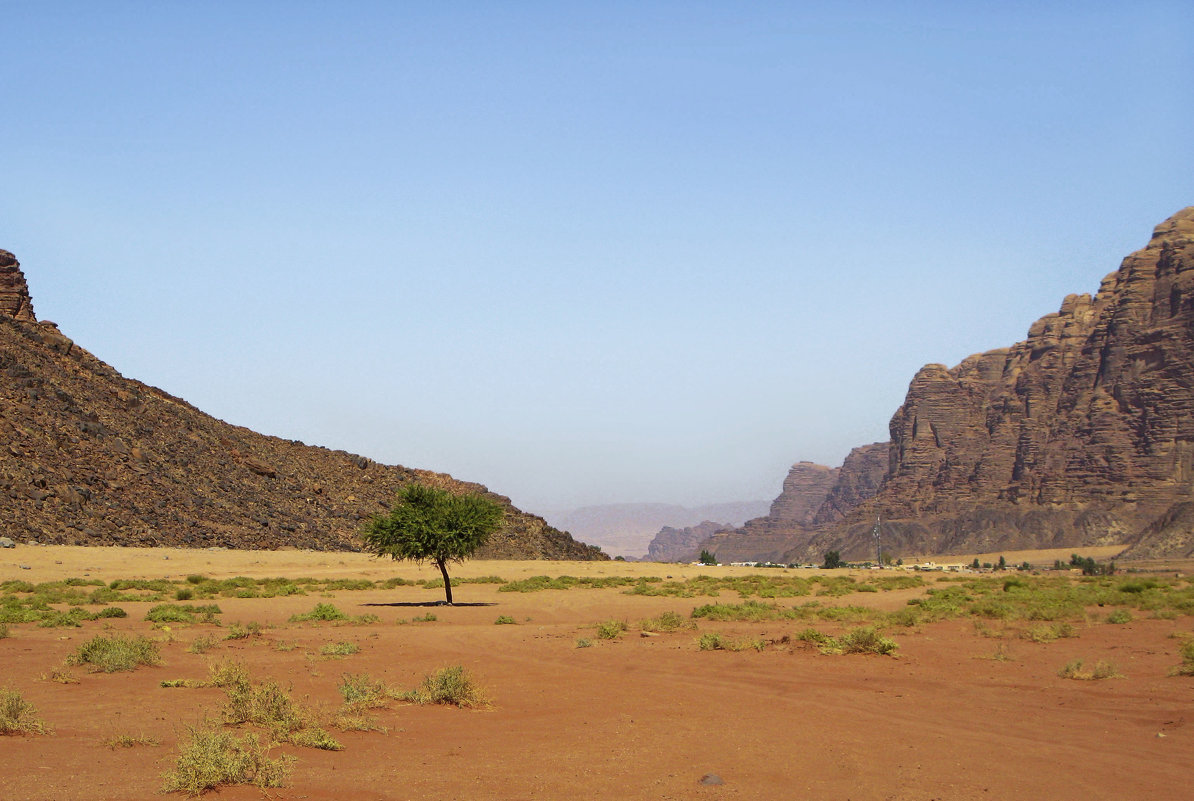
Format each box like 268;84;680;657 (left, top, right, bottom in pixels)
1;546;1191;800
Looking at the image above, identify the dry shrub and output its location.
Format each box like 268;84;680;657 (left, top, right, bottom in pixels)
66;634;161;673
0;688;50;735
402;665;487;708
162;722;293;796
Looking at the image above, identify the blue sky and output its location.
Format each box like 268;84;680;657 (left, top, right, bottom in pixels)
3;2;1191;514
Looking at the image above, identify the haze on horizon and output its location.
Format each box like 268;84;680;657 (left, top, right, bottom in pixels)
2;3;1192;518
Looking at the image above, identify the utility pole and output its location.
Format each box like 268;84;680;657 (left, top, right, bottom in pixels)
872;515;882;569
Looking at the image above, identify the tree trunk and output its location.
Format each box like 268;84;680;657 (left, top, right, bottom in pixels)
437;558;453;605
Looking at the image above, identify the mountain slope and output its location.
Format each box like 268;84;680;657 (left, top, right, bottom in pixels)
0;249;605;559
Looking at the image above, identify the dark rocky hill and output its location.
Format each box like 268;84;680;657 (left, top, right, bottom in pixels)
698;207;1194;563
0;249;605;560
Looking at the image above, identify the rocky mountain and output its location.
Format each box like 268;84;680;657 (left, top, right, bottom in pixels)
0;249;605;560
701;207;1194;562
548;500;768;559
645;520;732;562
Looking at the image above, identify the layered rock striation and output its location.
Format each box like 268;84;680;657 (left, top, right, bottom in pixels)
0;250;36;322
0;253;605;559
688;207;1194;563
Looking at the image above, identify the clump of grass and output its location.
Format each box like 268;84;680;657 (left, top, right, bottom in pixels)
1058;659;1122;680
697;632;766;652
338;673;393;711
161;722;293;795
411;612;437;623
575;638;592;648
66;634;161;673
104;731;159;749
188;635;219;655
320;641;360;658
493;615;516;625
838;626;898;655
289;602;347;623
96;607;128;619
42;667;79;684
146;603;222;625
638;611;692;633
0;688;50;735
224;621;264;640
401;665;487;708
595;620;628;640
1106;609;1133;624
1021;622;1079;643
0;623;9;639
206;659;251;689
794;627;835;646
273;640;299;653
1169;638;1194;676
222;676;341;750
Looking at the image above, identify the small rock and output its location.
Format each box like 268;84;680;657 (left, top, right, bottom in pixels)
0;536;15;548
19;564;31;570
699;774;724;786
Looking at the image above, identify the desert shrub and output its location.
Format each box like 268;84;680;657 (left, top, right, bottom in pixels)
289;603;347;623
857;584;879;593
1106;609;1133;624
1020;622;1078;643
109;578;174;594
67;634;161;673
175;587;194;601
575;638;592;648
37;608;96;627
1170;638;1194;676
595;620;628;639
222;677;340;750
837;626;898;655
188;635;219;655
0;688;50;735
460;575;508;584
338;673;392;710
883;608;921;628
41;666;79;684
224;621;264;640
185;574;208;585
162;723;293;795
1058;659;1121;680
493;615;516;625
0;623;8;639
794;627;835;646
638;611;691;633
401;665;487;708
409;612;437;623
697;632;765;652
691;600;786;622
104;731;159;748
320;641;360;658
146;603;222;625
379;577;413;589
96;607;128;619
206;660;251;688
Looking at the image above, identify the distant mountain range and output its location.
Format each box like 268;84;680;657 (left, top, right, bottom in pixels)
544;501;769;558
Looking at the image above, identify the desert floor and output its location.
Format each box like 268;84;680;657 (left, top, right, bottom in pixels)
1;545;1192;800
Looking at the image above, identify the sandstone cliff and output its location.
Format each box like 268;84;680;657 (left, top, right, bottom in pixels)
645;520;731;563
0;254;605;560
694;208;1194;563
795;207;1194;561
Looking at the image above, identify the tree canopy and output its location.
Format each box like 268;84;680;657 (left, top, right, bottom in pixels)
362;483;504;604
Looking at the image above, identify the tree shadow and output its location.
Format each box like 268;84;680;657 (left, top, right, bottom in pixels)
361;601;496;608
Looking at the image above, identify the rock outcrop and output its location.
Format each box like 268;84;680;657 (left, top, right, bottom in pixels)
645;520;731;563
691;207;1194;563
0;252;605;560
0;250;36;322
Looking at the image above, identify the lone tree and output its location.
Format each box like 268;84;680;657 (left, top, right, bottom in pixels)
822;550;844;570
698;549;717;566
363;483;504;605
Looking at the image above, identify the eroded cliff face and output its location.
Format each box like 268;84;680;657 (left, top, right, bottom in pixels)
0;252;606;560
807;206;1194;559
0;250;36;322
691;208;1194;564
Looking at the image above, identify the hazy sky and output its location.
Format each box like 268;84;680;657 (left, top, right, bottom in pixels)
3;2;1192;515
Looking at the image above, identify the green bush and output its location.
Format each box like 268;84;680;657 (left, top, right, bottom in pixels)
1058;659;1121;680
401;665;487;708
638;611;690;633
838;627;898;655
493;615;516;625
66;634;161;673
145;603;222;625
1106;609;1133;624
338;673;393;710
595;620;627;639
289;603;347;623
319;642;359;658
